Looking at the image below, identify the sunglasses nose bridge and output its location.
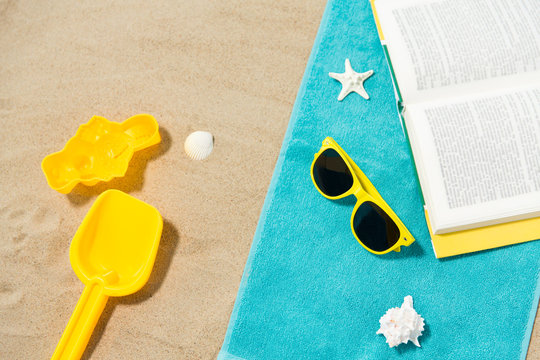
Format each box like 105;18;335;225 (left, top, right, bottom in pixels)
353;184;368;200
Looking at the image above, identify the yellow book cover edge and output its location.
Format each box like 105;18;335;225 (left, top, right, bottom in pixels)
426;210;540;258
369;0;384;41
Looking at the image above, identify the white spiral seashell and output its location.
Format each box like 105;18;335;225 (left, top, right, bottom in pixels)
376;296;425;348
184;131;214;160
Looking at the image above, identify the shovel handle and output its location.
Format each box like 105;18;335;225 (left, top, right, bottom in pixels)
51;282;109;360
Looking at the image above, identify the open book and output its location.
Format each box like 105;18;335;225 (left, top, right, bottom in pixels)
371;0;540;256
371;0;540;238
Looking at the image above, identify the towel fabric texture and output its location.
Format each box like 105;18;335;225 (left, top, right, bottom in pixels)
218;0;540;359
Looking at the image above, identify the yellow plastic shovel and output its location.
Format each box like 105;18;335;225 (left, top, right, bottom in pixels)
51;190;163;360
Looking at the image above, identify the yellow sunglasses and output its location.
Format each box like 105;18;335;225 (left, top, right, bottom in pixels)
310;137;415;255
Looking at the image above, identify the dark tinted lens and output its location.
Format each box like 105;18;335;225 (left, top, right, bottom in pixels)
353;201;400;252
313;149;353;197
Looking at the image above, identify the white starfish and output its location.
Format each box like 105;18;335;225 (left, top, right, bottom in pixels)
329;59;374;101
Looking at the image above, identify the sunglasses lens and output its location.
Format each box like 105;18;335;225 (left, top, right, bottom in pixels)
313;149;354;197
353;201;400;252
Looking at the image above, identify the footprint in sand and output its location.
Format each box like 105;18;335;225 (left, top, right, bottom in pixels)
0;282;23;307
0;199;60;252
0;199;62;308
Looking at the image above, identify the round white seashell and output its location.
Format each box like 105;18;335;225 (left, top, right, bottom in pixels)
376;295;425;348
184;131;214;160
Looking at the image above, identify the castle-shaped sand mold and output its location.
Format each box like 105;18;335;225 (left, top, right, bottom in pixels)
42;114;160;194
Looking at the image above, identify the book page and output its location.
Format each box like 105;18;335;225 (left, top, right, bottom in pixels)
405;85;540;234
375;0;540;104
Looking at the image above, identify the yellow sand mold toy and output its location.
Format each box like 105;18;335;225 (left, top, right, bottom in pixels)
51;190;163;360
42;114;160;194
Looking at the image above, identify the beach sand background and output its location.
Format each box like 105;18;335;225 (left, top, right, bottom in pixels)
0;0;537;359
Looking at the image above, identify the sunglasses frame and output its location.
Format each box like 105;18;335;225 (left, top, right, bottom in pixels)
310;137;415;255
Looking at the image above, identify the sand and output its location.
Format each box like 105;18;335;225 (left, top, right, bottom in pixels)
0;1;537;359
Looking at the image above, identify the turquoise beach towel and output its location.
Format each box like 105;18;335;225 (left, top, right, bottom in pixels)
219;0;540;359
